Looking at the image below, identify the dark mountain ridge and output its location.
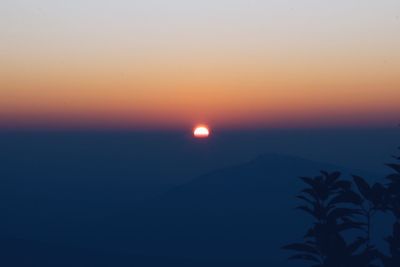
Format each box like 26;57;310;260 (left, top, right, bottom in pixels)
103;154;377;266
1;153;380;266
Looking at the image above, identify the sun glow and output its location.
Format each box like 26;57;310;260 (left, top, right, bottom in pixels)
193;126;210;138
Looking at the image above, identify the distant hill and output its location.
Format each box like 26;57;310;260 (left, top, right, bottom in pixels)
2;153;378;266
0;237;133;267
0;237;236;267
158;153;346;209
105;154;373;266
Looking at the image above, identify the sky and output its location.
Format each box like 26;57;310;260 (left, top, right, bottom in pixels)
1;0;400;129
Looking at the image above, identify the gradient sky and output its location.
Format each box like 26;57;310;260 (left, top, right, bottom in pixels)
1;0;399;129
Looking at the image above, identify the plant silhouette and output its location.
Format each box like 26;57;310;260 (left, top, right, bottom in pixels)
282;171;376;267
380;149;400;267
283;147;400;267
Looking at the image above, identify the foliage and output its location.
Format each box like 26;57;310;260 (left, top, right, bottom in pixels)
380;149;400;267
283;168;400;267
283;171;377;267
283;148;400;267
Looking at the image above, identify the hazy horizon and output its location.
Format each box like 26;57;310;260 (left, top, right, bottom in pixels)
1;0;400;129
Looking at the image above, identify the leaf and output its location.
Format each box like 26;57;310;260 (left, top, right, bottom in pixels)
329;191;363;206
370;183;386;207
315;200;328;216
347;237;367;253
300;177;318;188
304;228;315;238
392;154;400;160
335;180;352;190
336;221;365;232
320;171;329;177
386;174;400;183
302;188;318;201
325;171;341;186
327;208;361;221
353;175;371;200
386;163;400;173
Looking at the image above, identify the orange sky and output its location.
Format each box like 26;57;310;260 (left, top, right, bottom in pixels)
1;1;399;129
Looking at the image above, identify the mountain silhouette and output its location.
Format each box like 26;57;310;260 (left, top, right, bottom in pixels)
1;153;378;266
158;153;348;209
103;154;375;266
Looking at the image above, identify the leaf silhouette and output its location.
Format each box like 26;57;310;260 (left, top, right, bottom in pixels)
335;180;352;190
353;175;372;201
284;171;374;266
325;171;341;185
336;221;365;232
302;188;319;201
386;174;400;183
347;237;367;254
284;140;400;267
301;176;319;188
329;191;363;206
327;208;361;222
386;163;400;173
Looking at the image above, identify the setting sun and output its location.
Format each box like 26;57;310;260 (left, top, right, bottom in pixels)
193;126;210;138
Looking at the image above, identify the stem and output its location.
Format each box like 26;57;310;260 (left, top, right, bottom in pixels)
367;210;371;247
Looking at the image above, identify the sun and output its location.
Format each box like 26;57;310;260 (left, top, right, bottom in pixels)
193;125;210;138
